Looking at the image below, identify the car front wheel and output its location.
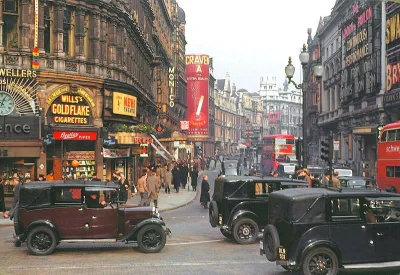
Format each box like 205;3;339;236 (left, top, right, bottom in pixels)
302;247;339;275
27;226;57;256
137;224;166;253
233;218;258;244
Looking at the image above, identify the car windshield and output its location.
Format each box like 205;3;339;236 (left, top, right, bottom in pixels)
365;197;400;223
283;166;295;174
224;168;238;176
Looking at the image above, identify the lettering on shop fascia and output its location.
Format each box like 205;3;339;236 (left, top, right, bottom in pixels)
0;68;37;78
386;13;400;45
46;86;95;110
0;124;31;134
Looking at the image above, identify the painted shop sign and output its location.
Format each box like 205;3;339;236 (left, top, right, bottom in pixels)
48;94;92;125
341;4;378;102
168;67;175;107
112;92;137;117
0;116;40;140
53;131;97;141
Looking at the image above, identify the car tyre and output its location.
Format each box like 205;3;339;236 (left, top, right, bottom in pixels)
27;226;57;256
220;228;232;239
302;247;339;275
233;218;259;244
137;224;166;253
209;201;218;228
264;225;280;261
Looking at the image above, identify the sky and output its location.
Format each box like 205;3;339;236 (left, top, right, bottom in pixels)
177;0;335;93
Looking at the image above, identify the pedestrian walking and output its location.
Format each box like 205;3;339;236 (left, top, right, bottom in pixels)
137;171;149;206
9;177;22;246
172;165;181;193
160;163;166;189
0;179;8;219
164;165;172;194
146;171;160;208
200;175;210;209
191;167;199;191
180;161;188;189
119;173;129;203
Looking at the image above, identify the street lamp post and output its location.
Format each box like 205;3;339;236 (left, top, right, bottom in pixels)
285;44;324;168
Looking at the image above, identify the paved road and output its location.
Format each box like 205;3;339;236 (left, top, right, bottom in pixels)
0;164;395;275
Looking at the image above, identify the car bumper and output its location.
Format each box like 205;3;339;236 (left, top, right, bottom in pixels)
165;227;172;238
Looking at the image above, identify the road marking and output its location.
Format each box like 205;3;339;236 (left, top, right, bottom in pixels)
166;239;223;246
8;260;267;270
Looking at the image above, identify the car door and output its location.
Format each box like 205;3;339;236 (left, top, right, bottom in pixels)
84;187;119;238
328;197;375;264
364;197;400;262
53;187;92;239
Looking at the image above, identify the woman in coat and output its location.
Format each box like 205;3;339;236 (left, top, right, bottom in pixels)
191;167;199;191
200;175;210;209
164;165;172;194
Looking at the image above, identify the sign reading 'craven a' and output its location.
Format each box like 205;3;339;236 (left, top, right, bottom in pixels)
48;94;92;125
112;92;137;117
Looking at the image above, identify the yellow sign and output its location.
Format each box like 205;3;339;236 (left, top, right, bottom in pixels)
113;92;137;117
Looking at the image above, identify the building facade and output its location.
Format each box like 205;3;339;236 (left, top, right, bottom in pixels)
0;0;186;191
259;76;302;138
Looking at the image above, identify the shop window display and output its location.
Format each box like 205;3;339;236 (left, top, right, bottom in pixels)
0;158;35;195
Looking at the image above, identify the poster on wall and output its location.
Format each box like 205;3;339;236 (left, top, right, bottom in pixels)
103;148;130;158
186;54;210;138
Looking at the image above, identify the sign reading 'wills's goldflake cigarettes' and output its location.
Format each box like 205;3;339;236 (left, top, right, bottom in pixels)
185;54;209;138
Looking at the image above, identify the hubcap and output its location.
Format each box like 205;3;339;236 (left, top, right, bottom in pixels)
309;253;332;275
237;223;255;240
143;229;162;248
31;232;52;252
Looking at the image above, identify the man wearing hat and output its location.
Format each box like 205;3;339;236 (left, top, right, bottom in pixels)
321;170;331;188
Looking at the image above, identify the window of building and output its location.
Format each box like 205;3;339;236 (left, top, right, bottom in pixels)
3;0;19;49
84;14;89;57
63;8;74;56
44;5;52;53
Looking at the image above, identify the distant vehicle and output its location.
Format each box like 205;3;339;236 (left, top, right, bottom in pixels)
307;165;324;179
377;121;400;193
223;160;240;176
334;168;353;177
277;163;296;178
261;134;296;175
339;176;367;188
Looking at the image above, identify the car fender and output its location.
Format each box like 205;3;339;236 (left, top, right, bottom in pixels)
229;210;258;228
298;239;341;268
122;218;166;241
24;220;59;242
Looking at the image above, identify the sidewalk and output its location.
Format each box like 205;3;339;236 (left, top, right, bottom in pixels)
0;183;199;227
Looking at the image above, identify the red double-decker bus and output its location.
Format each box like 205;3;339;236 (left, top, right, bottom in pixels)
377;121;400;193
261;134;296;175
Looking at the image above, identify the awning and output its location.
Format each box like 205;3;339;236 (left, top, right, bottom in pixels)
150;143;169;160
353;125;378;135
150;134;174;160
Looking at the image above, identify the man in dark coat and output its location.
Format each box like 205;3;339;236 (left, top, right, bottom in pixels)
172;165;181;193
200;175;210;209
191;167;199;191
180;162;189;189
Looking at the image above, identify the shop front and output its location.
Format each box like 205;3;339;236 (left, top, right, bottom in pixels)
0;68;41;195
45;85;102;180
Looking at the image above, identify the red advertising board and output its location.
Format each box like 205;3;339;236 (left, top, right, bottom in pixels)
53;131;97;141
186;54;209;138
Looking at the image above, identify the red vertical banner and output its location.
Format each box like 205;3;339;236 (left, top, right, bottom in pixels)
186;54;210;138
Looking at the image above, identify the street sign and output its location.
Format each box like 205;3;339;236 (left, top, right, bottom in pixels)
333;140;339;151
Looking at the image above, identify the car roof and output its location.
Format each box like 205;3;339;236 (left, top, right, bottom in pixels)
20;180;119;189
270;187;400;201
216;176;308;185
338;176;364;180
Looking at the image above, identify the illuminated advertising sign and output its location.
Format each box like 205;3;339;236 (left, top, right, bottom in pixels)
168;67;175;107
186;54;210;138
112;92;137;117
48;94;92;125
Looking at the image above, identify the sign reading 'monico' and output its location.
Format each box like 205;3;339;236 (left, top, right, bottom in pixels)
185;54;210;138
53;131;97;141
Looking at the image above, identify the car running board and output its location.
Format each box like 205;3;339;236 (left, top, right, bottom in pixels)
343;261;400;270
60;239;117;243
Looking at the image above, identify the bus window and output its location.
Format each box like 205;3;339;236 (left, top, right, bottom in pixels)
387;166;395;177
381;131;387;142
388;130;396;142
396;167;400;178
396;130;400;141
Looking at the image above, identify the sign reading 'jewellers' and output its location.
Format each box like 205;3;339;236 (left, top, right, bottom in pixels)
53;131;97;141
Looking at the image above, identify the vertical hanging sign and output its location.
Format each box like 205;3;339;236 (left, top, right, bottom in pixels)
32;0;39;70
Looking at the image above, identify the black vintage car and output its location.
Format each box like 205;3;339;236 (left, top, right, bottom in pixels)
260;188;400;274
208;176;308;244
